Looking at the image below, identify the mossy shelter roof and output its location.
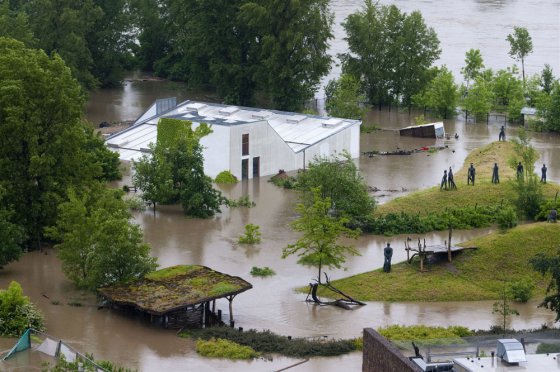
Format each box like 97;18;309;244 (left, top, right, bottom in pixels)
98;265;252;316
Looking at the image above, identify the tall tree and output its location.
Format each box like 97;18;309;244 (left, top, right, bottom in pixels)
492;67;524;122
0;38;120;248
461;49;484;90
462;75;494;121
413;66;458;119
0;187;26;268
46;184;158;290
283;188;360;283
0;3;34;45
506;26;533;86
131;0;170;73
341;1;440;108
531;249;560;321
239;0;333;111
296;152;375;227
325;73;365;119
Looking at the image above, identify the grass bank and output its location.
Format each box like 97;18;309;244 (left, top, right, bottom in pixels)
318;222;560;302
375;141;560;216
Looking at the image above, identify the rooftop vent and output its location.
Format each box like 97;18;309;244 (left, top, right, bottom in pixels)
496;339;527;364
218;106;239;116
322;118;343;128
286;115;306;124
108;140;129;148
252;111;272;120
185;102;207;111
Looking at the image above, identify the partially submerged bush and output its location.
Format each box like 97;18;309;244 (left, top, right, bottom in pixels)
215;171;238;184
196;338;259;360
228;195;255;208
508;279;534;303
183;327;358;358
125;196;147;212
239;224;261;244
250;266;276;277
0;281;44;337
537;342;560;354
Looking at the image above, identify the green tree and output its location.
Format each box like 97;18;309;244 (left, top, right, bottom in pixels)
341;1;440;108
46;184;157;290
283;188;360;283
540;64;554;94
461;48;484;90
133;118;225;218
506;26;533;86
239;0;334;111
492;283;519;335
539;81;560;132
462;75;493;121
131;0;170;73
0;3;34;45
491;67;524;122
239;224;261;244
530;248;560;321
297;152;375;226
0;281;44;337
413;66;458;119
0;38;120;248
325;73;365;119
508;129;542;219
0;188;26;268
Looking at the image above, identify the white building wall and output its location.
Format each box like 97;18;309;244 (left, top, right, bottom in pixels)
198;124;231;179
229;122;297;179
300;125;358;167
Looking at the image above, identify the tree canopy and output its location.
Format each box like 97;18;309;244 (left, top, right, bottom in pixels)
461;49;484;90
283;188;360;283
506;26;533;86
46;184;158;290
413;66;459;119
325;73;365;119
340;1;440;108
0;37;120;248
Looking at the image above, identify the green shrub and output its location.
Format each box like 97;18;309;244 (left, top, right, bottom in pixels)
250;266;276;277
535;198;560;221
196;338;259;359
536;342;560;354
508;279;534;303
0;281;44;337
215;171;238;184
228;195;255;208
360;124;380;133
377;325;472;346
269;172;297;189
496;205;518;230
125;196;146;212
183;327;358;358
239;224;261;244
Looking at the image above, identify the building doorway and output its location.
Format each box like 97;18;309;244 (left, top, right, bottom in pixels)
252;157;260;178
241;159;249;180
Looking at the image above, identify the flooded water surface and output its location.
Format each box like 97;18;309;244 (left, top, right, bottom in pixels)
2;1;560;371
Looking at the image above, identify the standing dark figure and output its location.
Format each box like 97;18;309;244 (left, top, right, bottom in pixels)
467;163;476;185
516;162;524;179
492;163;500;184
383;243;393;273
448;167;457;189
499;125;505;141
440;170;448;190
541;164;547;183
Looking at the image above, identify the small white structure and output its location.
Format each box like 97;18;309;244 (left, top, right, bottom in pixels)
106;98;361;180
399;122;445;139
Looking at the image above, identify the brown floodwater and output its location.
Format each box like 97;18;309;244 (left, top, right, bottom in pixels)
3;1;560;371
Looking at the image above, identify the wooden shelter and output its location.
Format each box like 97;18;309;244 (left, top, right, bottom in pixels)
98;265;252;329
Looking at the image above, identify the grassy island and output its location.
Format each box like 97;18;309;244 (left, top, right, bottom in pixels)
375;141;560;218
319;222;560;302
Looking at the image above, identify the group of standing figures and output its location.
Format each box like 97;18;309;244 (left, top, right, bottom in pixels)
440;167;457;190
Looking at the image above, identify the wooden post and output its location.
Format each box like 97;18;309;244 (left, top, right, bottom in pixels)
212;299;216;313
448;224;453;263
227;295;236;324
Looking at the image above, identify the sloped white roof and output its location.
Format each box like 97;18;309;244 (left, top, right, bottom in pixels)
106;100;361;162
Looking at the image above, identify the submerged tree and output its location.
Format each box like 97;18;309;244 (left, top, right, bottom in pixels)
461;48;484;91
325;73;365;119
341;1;440;108
46;184;157;290
413;66;458;119
297;152;375;227
530;248;560;321
133;118;226;218
506;26;533;86
0;37;120;249
283;188;360;283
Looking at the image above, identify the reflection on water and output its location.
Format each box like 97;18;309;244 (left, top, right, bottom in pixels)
3;1;560;370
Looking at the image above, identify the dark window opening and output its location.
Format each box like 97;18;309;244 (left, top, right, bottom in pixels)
242;134;249;156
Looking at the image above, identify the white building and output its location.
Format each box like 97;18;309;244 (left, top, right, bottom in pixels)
106;98;361;180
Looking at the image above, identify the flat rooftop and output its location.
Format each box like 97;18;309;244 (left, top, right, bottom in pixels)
454;353;560;371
